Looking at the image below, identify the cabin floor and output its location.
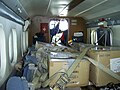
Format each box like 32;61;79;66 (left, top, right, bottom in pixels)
37;83;120;90
37;86;102;90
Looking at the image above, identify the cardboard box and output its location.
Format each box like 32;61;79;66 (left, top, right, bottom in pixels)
49;58;90;87
87;48;120;86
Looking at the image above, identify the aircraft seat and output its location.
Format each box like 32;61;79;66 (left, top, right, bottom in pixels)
6;76;29;90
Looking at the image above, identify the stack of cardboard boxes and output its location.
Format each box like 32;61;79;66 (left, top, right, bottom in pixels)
87;48;120;86
48;44;120;87
49;58;90;87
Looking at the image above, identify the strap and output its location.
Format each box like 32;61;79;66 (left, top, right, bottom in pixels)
42;69;66;88
32;77;41;89
66;47;91;77
39;72;48;82
84;56;120;81
43;47;91;90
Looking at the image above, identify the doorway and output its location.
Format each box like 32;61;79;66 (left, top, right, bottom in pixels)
49;18;69;45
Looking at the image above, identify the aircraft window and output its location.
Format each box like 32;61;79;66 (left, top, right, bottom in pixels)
59;19;68;31
49;18;69;45
49;20;59;29
0;47;1;69
25;31;28;49
0;24;6;79
23;32;26;52
21;32;23;56
9;32;13;62
11;29;17;65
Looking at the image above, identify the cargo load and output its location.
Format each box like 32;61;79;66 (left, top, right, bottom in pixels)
87;47;120;86
49;51;90;87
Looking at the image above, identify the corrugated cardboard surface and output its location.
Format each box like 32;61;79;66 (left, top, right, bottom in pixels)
88;49;120;86
49;59;90;87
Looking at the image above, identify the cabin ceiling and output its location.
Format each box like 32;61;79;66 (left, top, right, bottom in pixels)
1;0;120;21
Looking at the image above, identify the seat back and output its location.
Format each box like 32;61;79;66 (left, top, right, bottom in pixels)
6;76;29;90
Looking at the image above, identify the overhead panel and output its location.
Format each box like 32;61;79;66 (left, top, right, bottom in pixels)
50;0;73;16
68;0;85;11
19;0;50;18
1;0;28;20
1;0;120;21
81;0;120;20
68;0;104;16
19;0;73;17
0;1;24;25
68;0;120;20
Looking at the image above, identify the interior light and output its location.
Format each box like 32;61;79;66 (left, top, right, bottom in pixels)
59;9;68;16
59;19;68;31
17;8;22;13
49;20;59;29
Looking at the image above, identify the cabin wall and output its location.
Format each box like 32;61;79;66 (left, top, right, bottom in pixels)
28;16;87;46
28;16;50;46
0;16;23;89
69;17;87;42
112;25;120;46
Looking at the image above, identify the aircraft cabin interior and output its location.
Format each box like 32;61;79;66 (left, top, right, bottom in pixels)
0;0;120;90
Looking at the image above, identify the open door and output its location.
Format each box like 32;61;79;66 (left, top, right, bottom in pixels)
49;18;69;46
40;23;49;42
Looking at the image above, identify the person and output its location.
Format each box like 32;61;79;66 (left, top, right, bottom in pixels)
33;32;45;45
96;19;112;46
51;31;63;46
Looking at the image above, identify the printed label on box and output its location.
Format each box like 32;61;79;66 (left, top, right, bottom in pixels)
110;58;120;73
